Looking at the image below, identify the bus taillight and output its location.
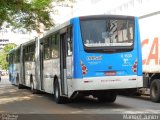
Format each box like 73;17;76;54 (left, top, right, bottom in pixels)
80;60;88;76
132;60;138;73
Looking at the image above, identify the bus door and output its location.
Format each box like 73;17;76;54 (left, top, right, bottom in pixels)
40;42;44;90
35;37;41;90
22;48;25;84
10;54;14;82
60;32;68;95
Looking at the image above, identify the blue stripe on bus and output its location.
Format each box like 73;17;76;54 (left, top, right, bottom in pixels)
135;17;142;76
71;18;83;79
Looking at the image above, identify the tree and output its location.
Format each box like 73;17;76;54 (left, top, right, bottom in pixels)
0;0;74;32
3;43;17;53
0;43;17;70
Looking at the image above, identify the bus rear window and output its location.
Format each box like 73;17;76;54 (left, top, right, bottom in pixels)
80;18;134;52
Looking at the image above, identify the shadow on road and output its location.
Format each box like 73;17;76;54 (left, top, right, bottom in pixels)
41;92;132;110
120;94;151;102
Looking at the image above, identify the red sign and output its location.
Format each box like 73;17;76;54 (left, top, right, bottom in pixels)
142;37;159;65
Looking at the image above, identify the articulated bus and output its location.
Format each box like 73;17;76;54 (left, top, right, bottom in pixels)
8;15;143;103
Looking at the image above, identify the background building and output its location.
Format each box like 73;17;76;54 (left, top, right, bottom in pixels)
0;39;9;50
0;25;36;48
0;27;9;50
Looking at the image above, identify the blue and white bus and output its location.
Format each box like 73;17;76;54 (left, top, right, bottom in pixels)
8;15;143;103
8;46;21;85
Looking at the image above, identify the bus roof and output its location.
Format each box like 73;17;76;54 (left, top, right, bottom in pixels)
8;45;21;54
79;14;135;20
41;20;70;39
41;15;135;40
22;39;35;47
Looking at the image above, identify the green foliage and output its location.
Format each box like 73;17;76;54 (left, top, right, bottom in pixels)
3;43;17;53
0;52;8;70
0;0;73;32
0;43;17;70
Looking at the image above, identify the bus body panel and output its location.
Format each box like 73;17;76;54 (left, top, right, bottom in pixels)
9;63;18;85
35;37;41;90
43;58;60;93
135;17;143;76
24;61;35;87
71;18;83;79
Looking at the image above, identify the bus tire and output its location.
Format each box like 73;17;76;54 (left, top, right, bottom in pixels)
16;74;19;85
98;92;117;103
54;80;64;104
18;84;23;89
150;79;160;103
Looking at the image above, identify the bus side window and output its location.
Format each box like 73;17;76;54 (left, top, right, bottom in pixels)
30;44;35;61
51;33;59;58
24;48;28;61
67;27;72;56
44;38;50;59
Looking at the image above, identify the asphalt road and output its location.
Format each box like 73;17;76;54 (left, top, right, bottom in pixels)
0;76;160;120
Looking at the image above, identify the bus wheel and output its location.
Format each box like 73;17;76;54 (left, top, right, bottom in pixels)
98;92;117;103
18;84;23;89
150;79;160;103
54;80;64;104
31;82;37;94
17;76;23;89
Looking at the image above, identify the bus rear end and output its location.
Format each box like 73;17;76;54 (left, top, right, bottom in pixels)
71;15;143;102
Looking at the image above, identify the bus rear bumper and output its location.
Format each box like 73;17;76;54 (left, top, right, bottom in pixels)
72;75;143;92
